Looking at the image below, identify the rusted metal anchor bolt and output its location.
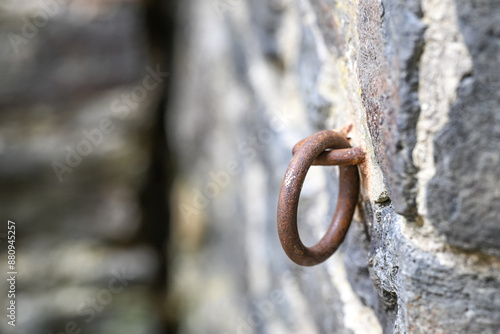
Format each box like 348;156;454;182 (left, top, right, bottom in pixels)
277;130;364;266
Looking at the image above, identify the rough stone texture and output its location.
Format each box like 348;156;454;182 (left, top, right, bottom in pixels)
170;0;500;333
365;203;500;333
5;0;498;332
359;0;425;219
424;0;500;256
169;1;381;333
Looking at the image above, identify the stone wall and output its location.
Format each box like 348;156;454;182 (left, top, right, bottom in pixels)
0;1;174;333
169;0;500;333
1;0;499;333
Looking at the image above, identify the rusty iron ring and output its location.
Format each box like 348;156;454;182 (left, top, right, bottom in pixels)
277;130;363;266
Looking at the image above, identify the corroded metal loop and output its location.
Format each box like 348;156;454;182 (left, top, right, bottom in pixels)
292;138;365;166
277;130;363;266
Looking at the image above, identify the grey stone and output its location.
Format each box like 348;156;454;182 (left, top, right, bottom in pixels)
358;0;425;219
426;0;500;255
169;0;500;333
367;203;500;333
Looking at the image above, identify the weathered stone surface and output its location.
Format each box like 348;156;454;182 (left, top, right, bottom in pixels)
169;1;382;333
367;203;500;333
6;0;500;330
424;0;500;255
358;0;425;219
169;0;500;333
344;219;397;334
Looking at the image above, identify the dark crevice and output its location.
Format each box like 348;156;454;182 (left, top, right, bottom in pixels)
136;0;178;332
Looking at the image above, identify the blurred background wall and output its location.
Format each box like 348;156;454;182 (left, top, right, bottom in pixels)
0;0;176;333
1;0;500;334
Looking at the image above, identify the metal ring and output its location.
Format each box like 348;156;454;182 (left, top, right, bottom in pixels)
277;130;362;266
